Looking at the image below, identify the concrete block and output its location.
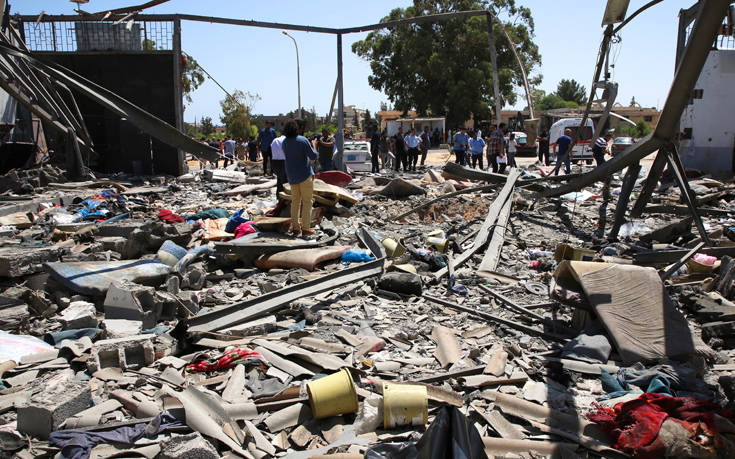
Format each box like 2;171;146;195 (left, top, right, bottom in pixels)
98;236;127;253
159;432;219;459
104;282;159;329
17;380;91;439
59;301;98;329
87;334;156;373
102;319;143;339
96;220;148;238
0;246;63;277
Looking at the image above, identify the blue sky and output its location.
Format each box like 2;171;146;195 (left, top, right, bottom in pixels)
19;1;696;123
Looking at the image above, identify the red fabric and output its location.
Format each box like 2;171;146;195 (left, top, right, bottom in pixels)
186;348;266;372
158;208;185;223
233;222;257;239
587;393;734;458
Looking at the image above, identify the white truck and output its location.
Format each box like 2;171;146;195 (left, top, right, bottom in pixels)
549;118;595;164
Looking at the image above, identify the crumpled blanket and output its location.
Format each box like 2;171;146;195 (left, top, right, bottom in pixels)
587;393;735;458
186;348;267;372
157;208;185;223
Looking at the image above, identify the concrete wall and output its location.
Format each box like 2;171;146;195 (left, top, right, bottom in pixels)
35;52;181;176
679;48;735;176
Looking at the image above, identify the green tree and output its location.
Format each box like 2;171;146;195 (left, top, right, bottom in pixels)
200;116;214;136
181;53;206;107
184;122;196;137
618;120;652;139
536;92;577;111
352;0;541;127
220;90;260;139
362;109;373;132
555;79;587;106
379;101;388;111
142;39;156;51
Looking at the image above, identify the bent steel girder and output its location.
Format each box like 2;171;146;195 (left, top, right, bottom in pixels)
541;0;731;198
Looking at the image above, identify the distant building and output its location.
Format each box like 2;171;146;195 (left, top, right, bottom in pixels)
333;105;367;131
377;109;417;131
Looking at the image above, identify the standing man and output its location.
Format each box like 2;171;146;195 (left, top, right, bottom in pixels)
270;132;287;196
258;121;277;176
247;136;259;162
282;119;318;236
592;132;613;167
452;127;469;166
404;127;422;171
392;127;407;172
370;127;381;173
419;126;431;167
223;136;236;167
538;128;550;166
316;128;335;172
486;123;505;173
468;130;485;169
553;128;574;175
379;130;391;170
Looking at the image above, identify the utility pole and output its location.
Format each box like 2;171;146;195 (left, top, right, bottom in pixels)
282;31;302;119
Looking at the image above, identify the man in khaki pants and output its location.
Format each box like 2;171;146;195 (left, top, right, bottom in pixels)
281;119;318;236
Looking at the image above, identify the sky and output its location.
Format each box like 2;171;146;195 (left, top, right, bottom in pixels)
18;0;699;124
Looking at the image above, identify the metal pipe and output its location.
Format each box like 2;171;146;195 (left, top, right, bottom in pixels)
336;34;345;171
486;13;503;125
282;31;301;119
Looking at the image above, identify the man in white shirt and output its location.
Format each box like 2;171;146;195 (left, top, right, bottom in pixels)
404;127;423;171
270;134;287;195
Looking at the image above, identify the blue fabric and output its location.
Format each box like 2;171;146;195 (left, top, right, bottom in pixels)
43;328;100;345
341;249;375;265
49;412;181;459
223;139;236;156
556;135;572;156
405;134;421;148
452;132;468;151
225;209;250;233
282;135;317;185
258;127;277;150
468;137;485;155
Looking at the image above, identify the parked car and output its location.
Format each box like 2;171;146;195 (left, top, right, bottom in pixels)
508;131;537;156
341;140;373;172
612;136;633;156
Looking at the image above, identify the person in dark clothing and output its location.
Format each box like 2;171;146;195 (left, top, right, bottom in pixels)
452;127;469;166
258;121;277;175
392;127;407;172
370;128;381;173
420;126;431;166
538;129;550;166
554;129;573;176
592;133;613;167
247;136;258;162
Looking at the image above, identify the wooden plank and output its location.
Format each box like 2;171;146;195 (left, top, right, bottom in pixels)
433;169;521;280
478;191;512;272
634;246;735;265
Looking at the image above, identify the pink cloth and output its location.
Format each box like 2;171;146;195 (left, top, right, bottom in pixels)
234;222;257;238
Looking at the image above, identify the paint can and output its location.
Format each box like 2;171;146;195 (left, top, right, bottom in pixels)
306;368;359;419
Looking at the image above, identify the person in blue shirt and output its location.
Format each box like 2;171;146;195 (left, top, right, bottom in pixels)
468;130;485;169
404;127;422;171
554;128;573;176
222;136;236;167
258;121;277;176
282;119;318;236
452;127;469;166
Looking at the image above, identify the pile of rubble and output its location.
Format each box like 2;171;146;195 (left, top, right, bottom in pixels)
0;158;734;458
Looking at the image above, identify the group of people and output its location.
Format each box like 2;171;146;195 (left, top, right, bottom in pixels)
450;123;520;174
446;123;613;177
366;126;437;173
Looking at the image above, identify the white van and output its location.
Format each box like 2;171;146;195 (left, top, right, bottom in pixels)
549;118;595;164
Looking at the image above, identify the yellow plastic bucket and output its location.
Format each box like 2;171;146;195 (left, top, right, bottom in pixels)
382;238;406;258
306;368;359;419
383;383;428;429
427;236;449;253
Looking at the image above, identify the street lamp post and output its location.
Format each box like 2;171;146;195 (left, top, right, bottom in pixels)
282;31;301;119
